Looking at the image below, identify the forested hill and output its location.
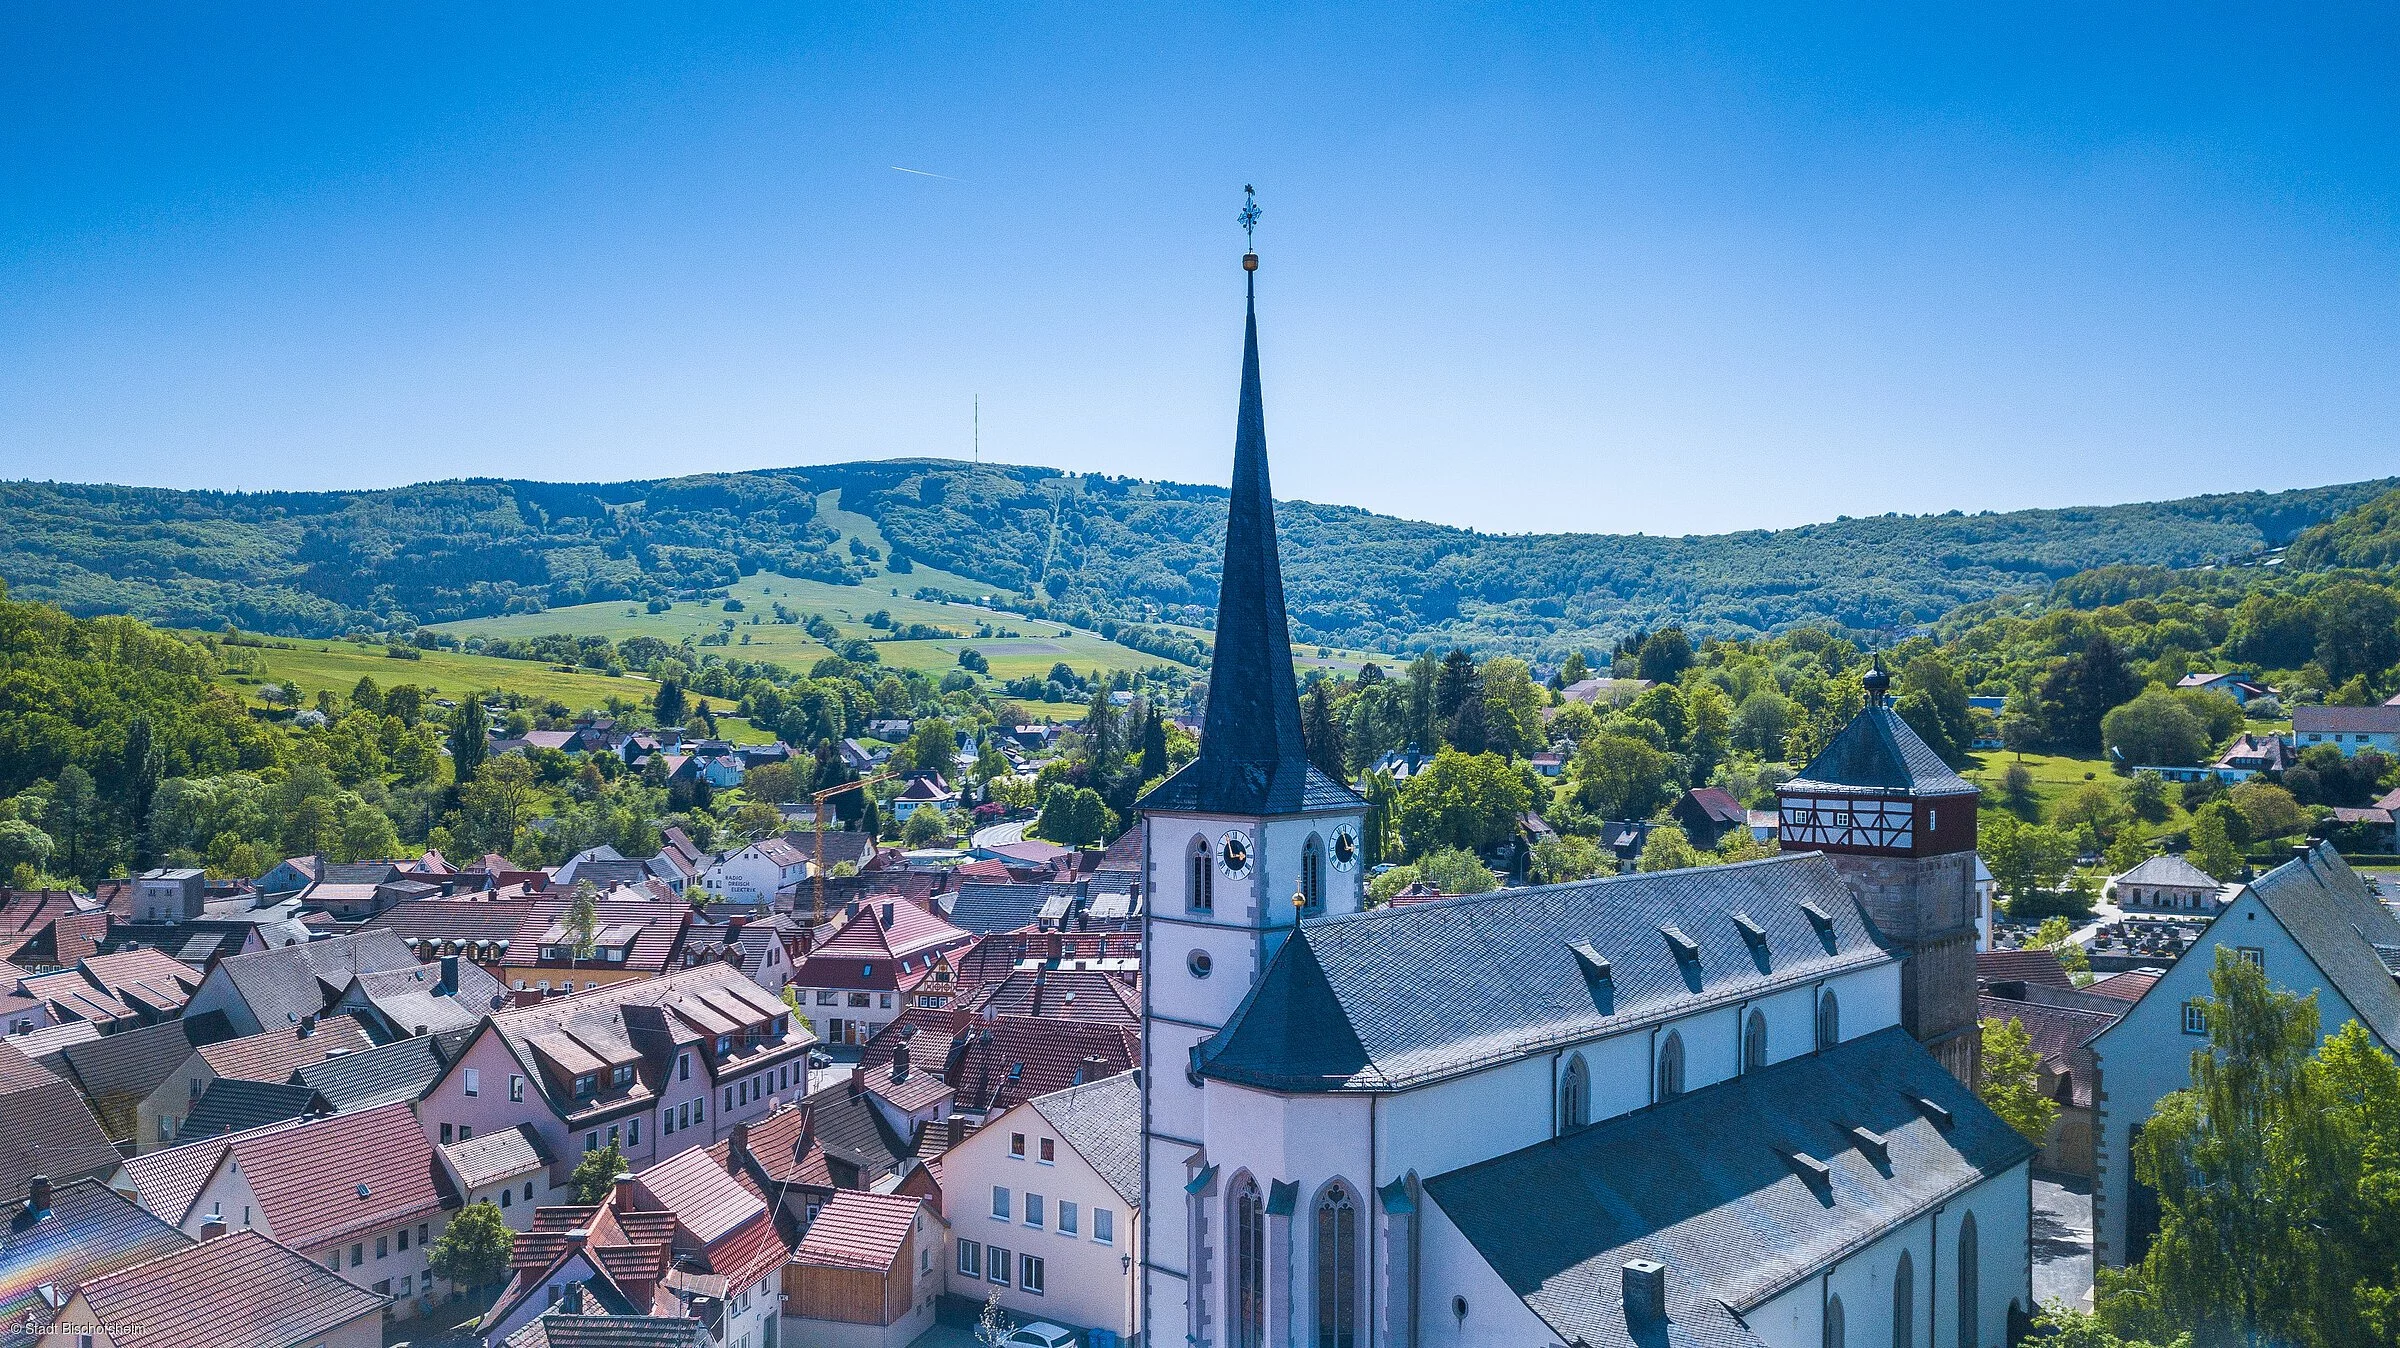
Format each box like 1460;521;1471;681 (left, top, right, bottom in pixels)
3;464;2391;658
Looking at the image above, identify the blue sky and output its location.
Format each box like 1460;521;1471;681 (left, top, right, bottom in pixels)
3;4;2396;535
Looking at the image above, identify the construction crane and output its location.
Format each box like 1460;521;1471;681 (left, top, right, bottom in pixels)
809;771;892;924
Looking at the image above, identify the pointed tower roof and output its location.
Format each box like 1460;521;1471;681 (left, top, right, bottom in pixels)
1140;251;1358;817
1782;666;1976;799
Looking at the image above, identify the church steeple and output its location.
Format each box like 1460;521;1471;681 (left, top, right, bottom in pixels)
1139;192;1358;817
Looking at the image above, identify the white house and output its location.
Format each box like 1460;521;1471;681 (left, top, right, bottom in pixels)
947;1072;1141;1342
2087;843;2400;1269
702;838;809;905
2106;853;2226;913
2292;704;2400;757
1140;256;2031;1348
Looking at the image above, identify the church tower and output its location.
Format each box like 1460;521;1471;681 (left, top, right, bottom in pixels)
1139;198;1369;1348
1776;664;1983;1082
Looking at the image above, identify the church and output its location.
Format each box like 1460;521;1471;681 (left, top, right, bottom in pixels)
1136;232;2034;1348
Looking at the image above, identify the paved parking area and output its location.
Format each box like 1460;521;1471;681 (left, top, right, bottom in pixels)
2032;1174;2094;1311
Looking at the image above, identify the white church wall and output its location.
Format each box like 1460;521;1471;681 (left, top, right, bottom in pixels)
1580;1028;1656;1125
1666;1004;1741;1096
1827;962;1903;1041
1151;917;1266;1028
1375;1055;1551;1181
1204;1083;1375;1198
1748;984;1819;1068
1417;1193;1559;1348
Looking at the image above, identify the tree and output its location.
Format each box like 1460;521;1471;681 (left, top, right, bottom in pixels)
2119;951;2334;1346
1731;689;1791;759
1418;846;1497;895
2105;821;2154;876
1433;649;1479;724
1479;657;1549;760
1393;749;1531;857
1984;815;2077;909
46;764;100;878
974;1284;1017;1348
654;678;687;726
2056;780;2127;847
2126;770;2170;824
565;880;601;960
1531;835;1610;884
456;755;539;860
2314;579;2400;686
448;696;488;782
900;716;957;779
2043;631;2141;753
901;804;952;847
744;761;800;804
1569;734;1675;821
119;714;162;867
2029;915;2092;980
1139;710;1169;785
1302;681;1347;783
2188;806;2244;882
1031;785;1114;849
1636;824;1701;872
570;1140;626;1203
1636;627;1694;683
1556;651;1589;687
0;819;55;879
1978;1015;2059;1145
2228;780;2306;843
2001;763;2037;816
2102;688;2211;768
429;1201;514;1290
1895;651;1974;766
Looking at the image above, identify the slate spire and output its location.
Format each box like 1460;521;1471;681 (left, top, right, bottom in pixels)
1194;256;1309;783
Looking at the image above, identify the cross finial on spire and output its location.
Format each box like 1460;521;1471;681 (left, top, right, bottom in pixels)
1239;185;1261;271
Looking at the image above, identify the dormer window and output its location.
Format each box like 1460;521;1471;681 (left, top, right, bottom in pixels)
717;1035;732;1056
613;1064;634;1087
575;1074;596;1100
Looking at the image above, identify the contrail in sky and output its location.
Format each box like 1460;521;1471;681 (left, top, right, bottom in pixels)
890;166;958;180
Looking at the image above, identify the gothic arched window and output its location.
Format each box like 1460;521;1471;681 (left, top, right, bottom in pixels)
1957;1213;1981;1348
1892;1250;1914;1348
1189;835;1214;914
1560;1054;1590;1132
1300;835;1325;914
1657;1030;1685;1101
1745;1009;1769;1071
1823;1295;1845;1348
1232;1177;1265;1348
1817;989;1841;1050
1314;1182;1359;1348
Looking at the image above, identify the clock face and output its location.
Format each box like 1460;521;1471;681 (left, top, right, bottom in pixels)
1219;830;1253;877
1331;826;1359;871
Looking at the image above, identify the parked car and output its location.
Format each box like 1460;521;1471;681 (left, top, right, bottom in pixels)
1006;1324;1077;1348
808;1050;833;1069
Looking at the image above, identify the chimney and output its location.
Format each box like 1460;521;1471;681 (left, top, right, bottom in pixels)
26;1174;52;1218
439;954;459;995
1078;1055;1108;1085
728;1122;750;1175
849;1065;865;1097
1048;932;1065;963
610;1172;636;1212
200;1216;228;1241
1622;1259;1667;1320
880;902;895;928
892;1041;911;1083
946;1115;966;1149
564;1281;587;1315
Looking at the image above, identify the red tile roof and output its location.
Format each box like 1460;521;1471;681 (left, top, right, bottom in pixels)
959;966;1140;1024
80;947;202;1012
219;1101;447;1251
1974;948;2075;990
2085;970;2161;1002
72;1229;387;1348
1683;787;1748;825
863;1013;1139;1117
0;1040;121;1196
631;1145;767;1245
792;1191;922;1271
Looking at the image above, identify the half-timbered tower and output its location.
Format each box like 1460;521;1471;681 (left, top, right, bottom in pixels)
1776;665;1983;1080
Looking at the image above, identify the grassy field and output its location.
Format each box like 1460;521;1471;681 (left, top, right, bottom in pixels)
1961;749;2201;838
208;636;665;712
429;490;1198;687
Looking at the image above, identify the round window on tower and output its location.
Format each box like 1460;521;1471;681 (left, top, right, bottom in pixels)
1188;950;1214;979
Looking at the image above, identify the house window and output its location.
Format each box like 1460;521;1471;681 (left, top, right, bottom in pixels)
1026;1193;1044;1228
440;1124;454;1144
1300;836;1325;914
881;993;893;1009
459;1125;472;1142
725;1088;733;1111
1189;836;1214;912
400;1273;413;1295
679;1052;692;1080
501;1188;513;1208
1817;991;1840;1050
848;992;870;1008
586;1132;599;1152
992;1186;1011;1220
988;1246;1011;1285
959;1239;983;1277
1020;1254;1046;1295
628;1118;640;1146
1559;1053;1590;1132
1657;1030;1686;1101
1314;1182;1360;1348
510;1075;524;1102
464;1068;479;1097
351;1243;364;1267
1744;1009;1768;1072
1039;1137;1055;1163
1094;1207;1113;1244
816;990;836;1005
1233;1177;1266;1348
398;1227;409;1251
2236;947;2264;969
1059;1200;1078;1235
1958;1212;1981;1348
664;1108;675;1136
1892;1250;1913;1348
2183;1000;2210;1036
1011;1133;1026;1158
